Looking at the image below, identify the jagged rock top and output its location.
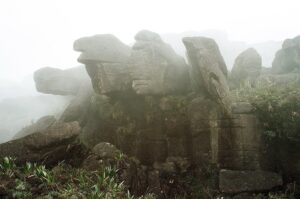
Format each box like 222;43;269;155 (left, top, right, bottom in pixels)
74;34;131;64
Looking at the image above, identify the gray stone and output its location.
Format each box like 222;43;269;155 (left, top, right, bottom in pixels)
0;121;82;165
219;169;283;193
92;142;119;159
129;30;189;95
34;66;89;95
183;37;231;114
231;48;262;86
74;34;132;95
272;35;300;74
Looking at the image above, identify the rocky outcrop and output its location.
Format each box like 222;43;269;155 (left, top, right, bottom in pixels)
2;30;296;197
13;115;56;139
0;121;85;166
74;34;132;95
272;35;300;74
34;66;90;95
219;169;283;193
230;48;262;87
183;37;231;114
129;30;190;95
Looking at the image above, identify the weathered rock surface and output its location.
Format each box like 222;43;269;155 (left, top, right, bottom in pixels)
231;48;262;86
0;121;84;165
272;35;300;74
183;37;231;114
74;34;132;95
219;169;283;193
34;66;90;95
73;34;131;64
13;115;56;139
129;30;190;95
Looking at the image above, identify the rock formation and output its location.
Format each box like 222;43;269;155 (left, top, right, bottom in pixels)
272;35;300;74
230;48;262;87
129;30;190;95
2;30;297;198
0;121;85;166
183;37;231;114
74;34;132;95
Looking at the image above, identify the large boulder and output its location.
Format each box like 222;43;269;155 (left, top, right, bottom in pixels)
219;169;283;193
129;30;190;95
182;37;231;114
231;48;262;86
272;35;300;74
74;34;132;95
0;121;84;165
34;66;89;95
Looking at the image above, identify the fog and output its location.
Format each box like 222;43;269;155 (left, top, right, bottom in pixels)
0;0;299;142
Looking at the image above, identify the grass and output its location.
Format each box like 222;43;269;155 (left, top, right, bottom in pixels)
0;157;155;199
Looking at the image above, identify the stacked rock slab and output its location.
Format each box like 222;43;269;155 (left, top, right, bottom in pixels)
73;31;192;166
230;48;262;88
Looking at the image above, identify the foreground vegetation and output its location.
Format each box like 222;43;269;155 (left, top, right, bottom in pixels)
0;157;155;199
233;80;300;138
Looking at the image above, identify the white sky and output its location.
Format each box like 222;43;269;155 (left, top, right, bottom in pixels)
0;0;300;81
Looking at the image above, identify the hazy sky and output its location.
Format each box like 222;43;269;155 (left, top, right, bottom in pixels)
0;0;299;81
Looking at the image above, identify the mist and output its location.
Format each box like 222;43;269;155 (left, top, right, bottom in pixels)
1;0;298;142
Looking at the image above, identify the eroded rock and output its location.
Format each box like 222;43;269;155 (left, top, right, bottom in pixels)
0;121;84;165
231;48;262;87
74;34;132;95
183;37;231;114
129;30;190;95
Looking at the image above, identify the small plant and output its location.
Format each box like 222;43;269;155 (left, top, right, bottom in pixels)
0;156;16;172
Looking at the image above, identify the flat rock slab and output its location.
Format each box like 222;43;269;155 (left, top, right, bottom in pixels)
219;169;283;193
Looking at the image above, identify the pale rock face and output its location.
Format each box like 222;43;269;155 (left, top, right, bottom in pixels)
129;30;189;95
74;34;132;95
231;48;262;86
182;37;231;114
